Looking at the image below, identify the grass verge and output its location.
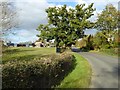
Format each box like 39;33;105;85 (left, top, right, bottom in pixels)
57;52;92;88
99;48;119;57
90;48;119;58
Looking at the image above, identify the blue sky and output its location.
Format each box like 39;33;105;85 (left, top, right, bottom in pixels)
48;2;78;7
3;0;119;43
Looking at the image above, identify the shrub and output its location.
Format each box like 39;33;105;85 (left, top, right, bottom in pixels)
2;52;76;88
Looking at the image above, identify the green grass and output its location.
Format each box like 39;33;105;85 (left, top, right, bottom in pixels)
90;48;119;57
2;47;55;64
2;47;92;88
99;48;119;57
57;52;92;88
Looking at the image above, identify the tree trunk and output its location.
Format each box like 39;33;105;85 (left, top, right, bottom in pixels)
56;47;61;53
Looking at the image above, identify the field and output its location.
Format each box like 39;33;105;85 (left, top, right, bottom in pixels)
2;47;56;64
2;47;92;88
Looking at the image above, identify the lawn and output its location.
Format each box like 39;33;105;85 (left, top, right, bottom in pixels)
2;47;56;64
2;47;92;88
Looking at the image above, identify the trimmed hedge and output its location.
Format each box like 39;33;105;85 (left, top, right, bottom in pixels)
2;52;76;88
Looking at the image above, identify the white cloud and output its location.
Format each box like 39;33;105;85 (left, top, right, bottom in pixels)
77;0;88;6
14;0;74;29
14;0;50;30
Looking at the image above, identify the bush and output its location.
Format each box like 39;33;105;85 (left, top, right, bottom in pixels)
2;52;76;88
80;46;89;52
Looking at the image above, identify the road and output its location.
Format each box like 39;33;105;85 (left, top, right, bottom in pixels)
79;52;119;88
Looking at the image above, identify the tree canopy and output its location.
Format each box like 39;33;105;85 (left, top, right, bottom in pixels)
96;4;119;34
93;4;119;49
37;3;95;52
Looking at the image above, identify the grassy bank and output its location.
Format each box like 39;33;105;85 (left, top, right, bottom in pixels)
90;48;119;57
99;48;119;57
57;52;92;88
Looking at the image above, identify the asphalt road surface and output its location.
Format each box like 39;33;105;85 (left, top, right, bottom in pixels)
79;52;119;88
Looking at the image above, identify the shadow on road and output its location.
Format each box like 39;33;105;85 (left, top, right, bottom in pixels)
71;47;90;52
71;48;81;52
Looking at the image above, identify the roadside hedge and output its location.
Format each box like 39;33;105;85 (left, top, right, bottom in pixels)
2;52;76;88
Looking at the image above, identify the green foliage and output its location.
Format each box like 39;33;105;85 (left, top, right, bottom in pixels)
94;4;119;50
96;4;118;33
93;31;109;49
36;24;55;41
85;35;94;50
37;4;95;50
93;29;119;50
2;52;76;88
93;32;107;49
75;4;119;51
75;35;94;51
75;39;86;48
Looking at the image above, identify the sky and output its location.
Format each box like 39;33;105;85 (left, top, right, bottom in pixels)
2;0;119;43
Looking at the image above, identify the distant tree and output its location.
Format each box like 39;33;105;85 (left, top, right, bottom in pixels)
94;4;119;49
86;35;94;50
75;38;86;48
93;31;110;50
76;35;94;51
96;4;119;35
37;3;95;53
